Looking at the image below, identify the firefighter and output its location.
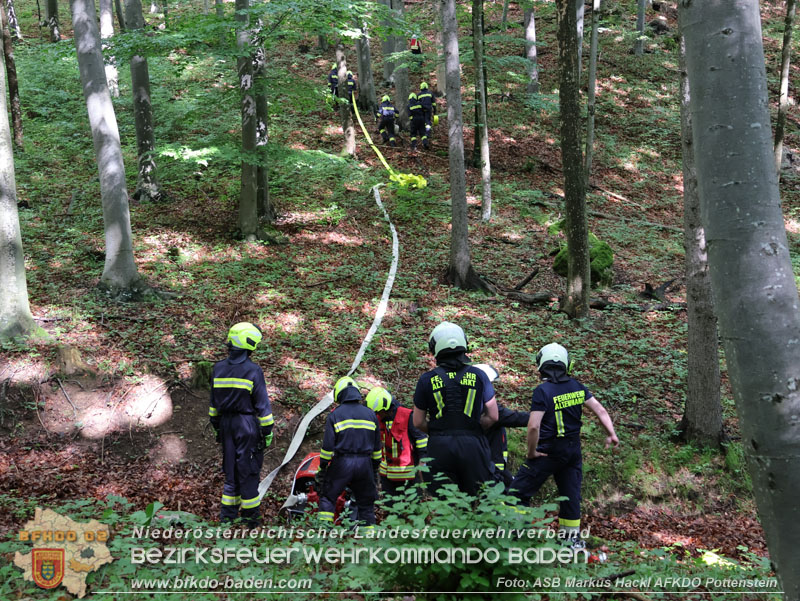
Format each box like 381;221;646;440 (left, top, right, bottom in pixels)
316;377;382;526
366;386;428;496
509;343;619;546
486;404;530;487
345;71;357;103
209;322;274;527
418;82;436;138
407;92;427;150
376;95;397;147
409;35;422;55
328;63;339;96
412;322;498;496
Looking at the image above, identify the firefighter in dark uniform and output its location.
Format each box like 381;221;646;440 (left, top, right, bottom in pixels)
316;377;382;526
486;404;530;487
510;343;619;545
328;63;339;96
376;95;397;147
418;82;436;139
366;386;428;496
407;92;428;150
412;322;498;496
209;322;274;527
345;71;357;103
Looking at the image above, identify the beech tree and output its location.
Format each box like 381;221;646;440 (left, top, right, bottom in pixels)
441;0;488;291
774;0;796;178
253;47;274;223
5;0;21;40
1;1;22;148
584;0;600;182
335;43;356;157
235;0;258;238
355;21;377;119
125;0;163;203
678;29;722;447
0;34;39;342
45;0;60;41
682;1;800;596
634;0;646;55
472;0;491;222
432;0;445;95
71;0;146;297
524;3;539;96
100;0;119;97
556;0;590;318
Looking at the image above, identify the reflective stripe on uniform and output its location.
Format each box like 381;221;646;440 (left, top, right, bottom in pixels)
464;388;477;417
221;494;241;506
415;438;428;449
433;391;445;419
319;511;334;522
495;463;505;470
241;496;260;509
259;413;274;426
213;377;254;392
320;449;334;460
372;450;383;460
559;517;581;528
209;407;219;417
333;419;377;433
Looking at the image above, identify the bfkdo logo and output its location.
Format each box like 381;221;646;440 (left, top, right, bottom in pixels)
14;508;113;598
32;548;65;589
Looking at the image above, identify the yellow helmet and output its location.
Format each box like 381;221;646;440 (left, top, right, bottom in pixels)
408;92;418;100
365;387;392;413
226;322;262;351
334;376;362;403
382;95;391;102
420;81;429;90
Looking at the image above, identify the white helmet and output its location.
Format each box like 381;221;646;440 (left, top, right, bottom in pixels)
535;343;570;370
428;321;468;357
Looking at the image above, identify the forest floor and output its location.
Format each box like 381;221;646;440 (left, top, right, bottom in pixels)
1;0;799;595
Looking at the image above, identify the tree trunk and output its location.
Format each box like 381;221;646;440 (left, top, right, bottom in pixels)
125;0;163;203
682;1;800;597
524;5;540;96
114;0;126;31
254;48;275;223
501;0;510;29
70;0;144;296
379;0;395;83
336;43;356;157
99;0;119;98
576;0;584;83
5;0;20;40
215;0;223;18
433;0;446;95
391;0;409;129
584;0;600;182
557;0;590;318
678;28;723;448
634;0;645;55
473;0;492;222
1;2;22;149
45;0;60;41
235;0;258;239
0;31;38;342
774;0;796;179
355;22;377;118
442;0;488;291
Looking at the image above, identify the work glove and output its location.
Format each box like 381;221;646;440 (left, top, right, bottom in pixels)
214;428;221;444
264;432;273;448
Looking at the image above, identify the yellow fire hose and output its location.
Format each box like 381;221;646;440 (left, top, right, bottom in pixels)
352;100;427;190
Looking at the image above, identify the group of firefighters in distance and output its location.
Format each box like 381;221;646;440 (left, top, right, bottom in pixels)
327;63;437;151
209;321;620;549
